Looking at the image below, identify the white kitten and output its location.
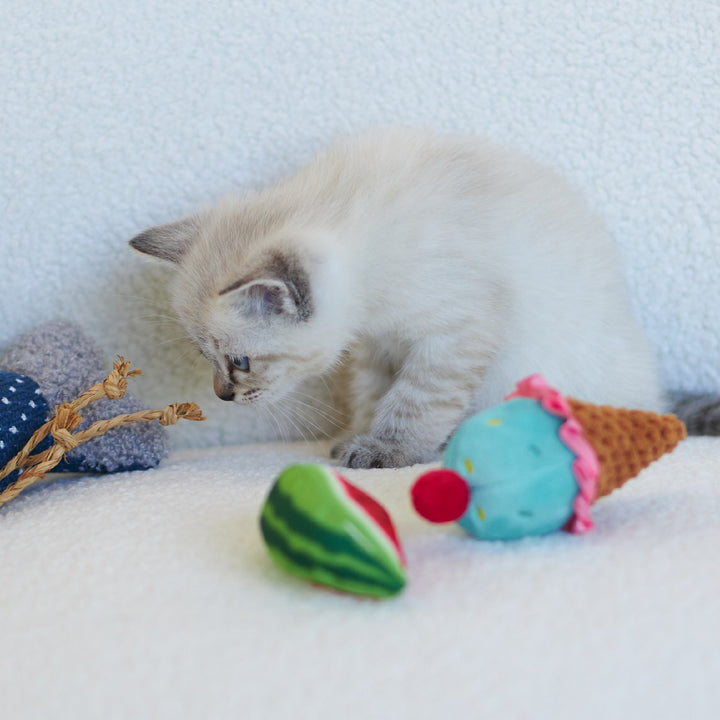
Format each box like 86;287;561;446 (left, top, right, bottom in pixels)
130;129;663;468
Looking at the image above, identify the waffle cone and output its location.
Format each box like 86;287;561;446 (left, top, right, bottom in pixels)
567;399;686;500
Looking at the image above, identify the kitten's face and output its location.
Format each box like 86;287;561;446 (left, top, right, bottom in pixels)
177;281;331;406
130;213;337;406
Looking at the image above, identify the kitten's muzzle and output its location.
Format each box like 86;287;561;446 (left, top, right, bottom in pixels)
242;388;263;402
213;375;236;402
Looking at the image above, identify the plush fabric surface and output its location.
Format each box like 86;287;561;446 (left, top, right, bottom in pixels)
1;438;718;719
2;1;719;449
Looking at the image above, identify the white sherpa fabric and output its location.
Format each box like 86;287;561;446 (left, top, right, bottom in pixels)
1;1;719;448
1;438;719;719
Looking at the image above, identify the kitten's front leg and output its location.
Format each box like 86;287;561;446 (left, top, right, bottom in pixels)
330;341;395;460
338;335;494;469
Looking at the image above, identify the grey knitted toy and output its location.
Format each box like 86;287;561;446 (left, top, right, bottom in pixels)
0;320;168;475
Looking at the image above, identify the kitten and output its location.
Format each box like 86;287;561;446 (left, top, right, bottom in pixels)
130;128;665;468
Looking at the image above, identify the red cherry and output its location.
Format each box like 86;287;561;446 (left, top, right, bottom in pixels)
411;469;471;523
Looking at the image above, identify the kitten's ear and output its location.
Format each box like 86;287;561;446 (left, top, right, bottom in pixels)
129;216;199;263
221;279;302;319
220;253;313;321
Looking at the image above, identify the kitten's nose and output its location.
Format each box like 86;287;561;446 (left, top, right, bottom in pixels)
215;387;236;401
214;376;235;402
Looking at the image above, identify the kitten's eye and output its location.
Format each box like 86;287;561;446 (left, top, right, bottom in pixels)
230;356;250;372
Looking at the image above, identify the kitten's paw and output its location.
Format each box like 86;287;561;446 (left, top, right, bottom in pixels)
329;440;348;460
334;435;424;469
329;428;367;460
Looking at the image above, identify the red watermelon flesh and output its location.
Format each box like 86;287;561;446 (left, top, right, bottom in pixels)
338;474;406;565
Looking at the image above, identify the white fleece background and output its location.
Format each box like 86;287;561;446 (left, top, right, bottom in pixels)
1;0;719;448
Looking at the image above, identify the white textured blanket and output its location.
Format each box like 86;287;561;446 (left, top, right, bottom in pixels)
1;438;718;719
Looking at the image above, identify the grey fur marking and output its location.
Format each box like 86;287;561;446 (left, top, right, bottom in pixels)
219;251;313;321
129;217;198;263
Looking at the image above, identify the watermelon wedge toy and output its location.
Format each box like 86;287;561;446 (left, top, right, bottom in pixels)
260;463;407;598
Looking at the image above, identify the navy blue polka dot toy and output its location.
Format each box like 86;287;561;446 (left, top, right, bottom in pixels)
0;373;52;490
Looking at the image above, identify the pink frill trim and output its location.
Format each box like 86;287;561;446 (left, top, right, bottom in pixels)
505;374;600;534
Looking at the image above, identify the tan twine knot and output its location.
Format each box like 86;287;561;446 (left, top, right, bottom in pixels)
159;402;204;426
0;357;205;511
49;404;84;451
53;404;84;431
160;403;180;426
103;356;142;400
50;428;79;451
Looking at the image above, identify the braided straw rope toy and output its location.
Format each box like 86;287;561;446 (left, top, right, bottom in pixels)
0;357;204;509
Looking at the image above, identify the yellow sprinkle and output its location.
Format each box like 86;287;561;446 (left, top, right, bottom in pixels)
464;458;473;475
487;418;503;427
476;506;486;521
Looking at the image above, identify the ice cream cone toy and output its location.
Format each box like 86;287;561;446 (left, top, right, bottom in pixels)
411;374;686;540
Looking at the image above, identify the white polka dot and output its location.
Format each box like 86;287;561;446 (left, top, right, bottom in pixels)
34;388;42;395
1;397;8;404
9;426;17;434
9;386;16;392
28;400;36;408
20;413;27;421
0;440;4;449
15;378;24;383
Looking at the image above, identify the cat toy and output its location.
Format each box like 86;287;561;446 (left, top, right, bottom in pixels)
260;463;406;598
0;320;178;479
0;356;204;509
411;374;686;540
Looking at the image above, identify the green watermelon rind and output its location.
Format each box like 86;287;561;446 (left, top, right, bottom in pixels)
260;478;406;596
275;464;401;566
261;509;405;598
260;464;406;598
263;479;400;577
